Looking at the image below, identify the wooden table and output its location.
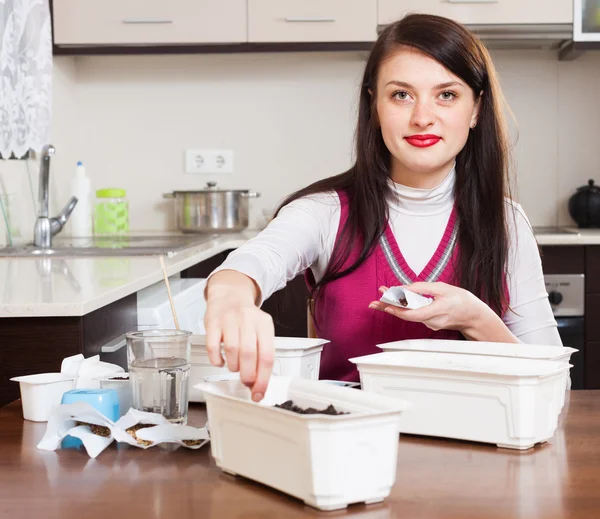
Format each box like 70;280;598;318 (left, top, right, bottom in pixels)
1;392;600;519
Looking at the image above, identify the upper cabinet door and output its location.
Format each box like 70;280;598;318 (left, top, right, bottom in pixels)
248;0;378;42
378;0;573;26
53;0;247;45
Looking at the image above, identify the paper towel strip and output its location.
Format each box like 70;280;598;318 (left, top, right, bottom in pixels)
37;402;209;458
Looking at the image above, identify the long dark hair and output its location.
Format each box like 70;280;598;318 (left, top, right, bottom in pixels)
276;14;512;316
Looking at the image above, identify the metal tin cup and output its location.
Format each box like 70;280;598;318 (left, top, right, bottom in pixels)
126;330;192;425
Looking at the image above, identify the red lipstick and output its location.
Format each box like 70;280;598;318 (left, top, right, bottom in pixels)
404;134;441;148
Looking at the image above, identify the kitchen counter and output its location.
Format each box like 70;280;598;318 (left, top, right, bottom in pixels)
0;231;258;318
533;227;600;246
1;391;599;519
0;226;598;318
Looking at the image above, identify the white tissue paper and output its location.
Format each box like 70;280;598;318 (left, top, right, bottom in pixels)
37;402;210;458
61;354;124;388
380;286;433;310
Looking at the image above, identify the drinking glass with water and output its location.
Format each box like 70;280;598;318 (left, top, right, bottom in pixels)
126;330;192;424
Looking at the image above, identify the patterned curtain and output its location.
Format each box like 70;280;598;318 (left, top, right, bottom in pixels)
0;0;52;159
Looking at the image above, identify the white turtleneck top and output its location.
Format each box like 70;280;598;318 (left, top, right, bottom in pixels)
212;166;561;346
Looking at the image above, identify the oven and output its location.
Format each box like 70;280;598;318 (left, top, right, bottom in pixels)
545;274;585;390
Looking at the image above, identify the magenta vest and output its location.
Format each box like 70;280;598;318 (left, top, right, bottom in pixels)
307;192;464;382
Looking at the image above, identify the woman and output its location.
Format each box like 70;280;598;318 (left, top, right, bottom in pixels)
203;14;561;402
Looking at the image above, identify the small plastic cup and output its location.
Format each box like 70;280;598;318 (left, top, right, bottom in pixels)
60;388;120;448
10;373;74;422
96;374;132;417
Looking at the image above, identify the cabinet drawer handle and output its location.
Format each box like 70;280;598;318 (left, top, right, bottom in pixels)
447;0;497;3
101;334;127;353
284;17;336;23
122;18;174;25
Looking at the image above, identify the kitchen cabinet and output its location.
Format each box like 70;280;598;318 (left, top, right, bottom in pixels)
248;0;377;43
541;245;600;389
52;0;247;46
585;247;600;292
0;294;137;408
585;341;600;390
378;0;573;26
0;245;309;409
585;249;600;388
540;245;585;274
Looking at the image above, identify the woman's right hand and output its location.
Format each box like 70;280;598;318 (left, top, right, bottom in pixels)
204;270;275;402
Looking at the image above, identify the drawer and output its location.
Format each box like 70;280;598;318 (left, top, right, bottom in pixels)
540;246;585;275
53;0;247;45
248;0;377;42
378;0;573;26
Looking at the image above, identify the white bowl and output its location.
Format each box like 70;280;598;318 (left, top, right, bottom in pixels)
96;374;132;417
350;351;570;450
197;376;411;511
189;335;329;402
10;373;74;422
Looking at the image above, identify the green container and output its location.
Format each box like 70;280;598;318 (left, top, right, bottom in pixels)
94;188;129;235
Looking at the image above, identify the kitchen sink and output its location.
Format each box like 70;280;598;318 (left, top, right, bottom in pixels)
0;234;220;257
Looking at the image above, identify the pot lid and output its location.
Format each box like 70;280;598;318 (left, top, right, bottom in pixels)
172;182;250;194
576;179;600;193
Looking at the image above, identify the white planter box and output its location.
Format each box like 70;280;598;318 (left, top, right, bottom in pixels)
197;376;410;511
189;335;328;402
378;338;576;361
377;339;576;408
350;352;570;450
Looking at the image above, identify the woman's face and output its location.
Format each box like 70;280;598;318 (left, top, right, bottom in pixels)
374;46;481;187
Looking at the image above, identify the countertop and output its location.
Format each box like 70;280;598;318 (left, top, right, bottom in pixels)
0;231;258;318
1;226;599;318
534;227;600;246
1;391;599;519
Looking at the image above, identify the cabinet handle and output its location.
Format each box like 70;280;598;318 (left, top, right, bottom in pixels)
284;17;336;23
101;334;127;354
447;0;497;3
122;18;174;24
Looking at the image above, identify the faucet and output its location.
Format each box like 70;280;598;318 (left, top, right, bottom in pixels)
33;144;78;248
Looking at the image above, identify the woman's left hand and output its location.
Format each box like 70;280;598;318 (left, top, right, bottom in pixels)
368;282;491;336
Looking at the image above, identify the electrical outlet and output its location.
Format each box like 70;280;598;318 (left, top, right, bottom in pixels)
185;149;234;174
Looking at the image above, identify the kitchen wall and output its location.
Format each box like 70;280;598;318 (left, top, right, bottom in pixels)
6;48;600;241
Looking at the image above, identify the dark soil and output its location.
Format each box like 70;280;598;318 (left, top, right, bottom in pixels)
274;400;348;415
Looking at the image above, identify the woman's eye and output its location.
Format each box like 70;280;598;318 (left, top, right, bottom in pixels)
392;91;409;101
439;91;457;101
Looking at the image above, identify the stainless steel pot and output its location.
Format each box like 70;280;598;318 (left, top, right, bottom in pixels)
163;182;260;233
